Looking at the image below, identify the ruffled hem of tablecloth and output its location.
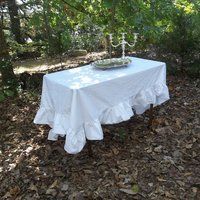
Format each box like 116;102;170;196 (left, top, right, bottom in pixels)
34;83;169;154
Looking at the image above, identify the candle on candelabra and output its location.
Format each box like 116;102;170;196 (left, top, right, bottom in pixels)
134;33;138;41
109;34;113;42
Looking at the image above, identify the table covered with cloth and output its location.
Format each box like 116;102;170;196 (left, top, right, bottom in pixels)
34;57;170;154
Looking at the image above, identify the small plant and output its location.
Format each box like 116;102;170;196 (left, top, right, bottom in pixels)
0;86;15;102
118;128;126;141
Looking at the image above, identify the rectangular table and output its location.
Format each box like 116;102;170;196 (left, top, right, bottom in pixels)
34;57;169;154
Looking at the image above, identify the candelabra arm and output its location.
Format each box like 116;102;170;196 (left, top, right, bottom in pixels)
109;32;138;59
110;42;122;48
126;41;136;47
126;33;138;47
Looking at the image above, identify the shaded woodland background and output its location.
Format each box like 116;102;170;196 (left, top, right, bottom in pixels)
0;0;200;98
0;0;200;199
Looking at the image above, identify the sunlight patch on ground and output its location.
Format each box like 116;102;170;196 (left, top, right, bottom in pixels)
14;52;107;74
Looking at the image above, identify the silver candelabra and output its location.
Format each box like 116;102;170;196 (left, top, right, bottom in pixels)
109;33;138;59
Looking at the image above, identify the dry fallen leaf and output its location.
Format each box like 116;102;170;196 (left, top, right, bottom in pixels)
148;183;153;187
119;188;137;195
9;186;20;197
185;143;193;149
25;146;33;154
192;187;197;194
61;182;69;191
154;145;162;153
145;147;152;153
175;118;182;129
168;85;174;92
46;188;57;196
112;147;119;155
28;183;38;192
2;192;12;199
49;180;59;189
157;177;167;182
176;180;185;187
54;171;65;177
0;56;199;200
83;169;93;174
8;163;17;171
184;172;193;176
165;191;176;198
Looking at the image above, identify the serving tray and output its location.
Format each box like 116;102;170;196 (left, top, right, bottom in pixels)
92;57;132;69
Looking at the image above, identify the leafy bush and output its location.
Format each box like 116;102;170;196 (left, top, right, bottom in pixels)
158;1;200;62
186;60;200;78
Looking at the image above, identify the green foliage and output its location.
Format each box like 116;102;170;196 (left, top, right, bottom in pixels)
1;0;200;72
0;86;16;102
132;184;139;193
118;128;126;141
0;57;18;99
0;90;5;102
158;1;200;59
70;20;104;51
8;40;43;59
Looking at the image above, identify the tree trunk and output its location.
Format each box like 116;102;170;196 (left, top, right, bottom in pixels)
0;22;18;90
7;0;24;44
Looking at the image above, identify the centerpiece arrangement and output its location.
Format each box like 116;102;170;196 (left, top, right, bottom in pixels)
93;33;138;69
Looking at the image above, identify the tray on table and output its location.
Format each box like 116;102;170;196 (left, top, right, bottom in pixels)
92;57;132;69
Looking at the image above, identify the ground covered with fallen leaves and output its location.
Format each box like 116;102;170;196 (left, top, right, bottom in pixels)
0;55;200;199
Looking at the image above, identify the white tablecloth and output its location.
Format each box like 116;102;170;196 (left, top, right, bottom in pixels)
34;57;169;154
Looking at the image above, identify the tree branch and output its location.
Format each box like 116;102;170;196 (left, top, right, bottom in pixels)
60;0;92;16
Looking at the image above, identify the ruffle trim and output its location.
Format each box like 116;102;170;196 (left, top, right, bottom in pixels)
34;83;169;154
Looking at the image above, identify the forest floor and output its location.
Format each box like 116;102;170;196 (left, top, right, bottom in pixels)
14;52;107;74
0;54;200;200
